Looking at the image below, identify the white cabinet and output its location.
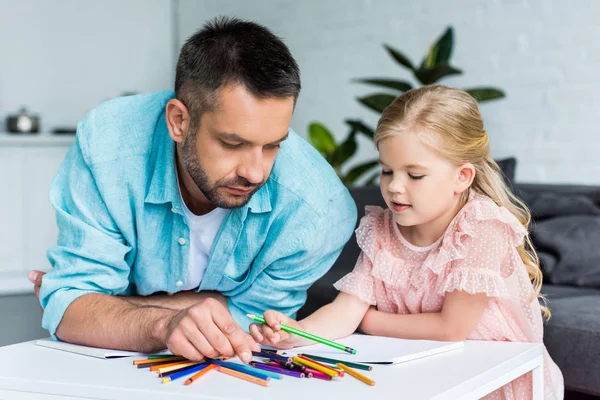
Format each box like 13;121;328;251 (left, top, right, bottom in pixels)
0;134;73;294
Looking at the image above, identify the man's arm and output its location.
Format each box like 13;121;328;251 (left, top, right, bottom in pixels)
227;188;357;330
39;136;256;362
31;270;227;312
123;290;228;310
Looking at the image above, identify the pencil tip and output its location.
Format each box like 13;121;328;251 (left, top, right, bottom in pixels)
246;314;255;318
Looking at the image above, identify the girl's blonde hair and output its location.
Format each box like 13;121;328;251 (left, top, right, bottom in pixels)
374;84;549;318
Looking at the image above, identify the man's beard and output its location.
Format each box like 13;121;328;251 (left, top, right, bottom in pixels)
181;132;263;209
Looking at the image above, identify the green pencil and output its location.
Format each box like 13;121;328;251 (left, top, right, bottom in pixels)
246;314;357;355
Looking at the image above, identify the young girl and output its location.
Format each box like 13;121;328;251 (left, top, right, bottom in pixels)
250;85;564;399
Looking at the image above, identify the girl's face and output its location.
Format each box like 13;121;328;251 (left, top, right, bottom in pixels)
378;131;471;239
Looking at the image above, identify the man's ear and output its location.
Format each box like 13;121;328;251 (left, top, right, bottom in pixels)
166;99;190;144
455;163;476;194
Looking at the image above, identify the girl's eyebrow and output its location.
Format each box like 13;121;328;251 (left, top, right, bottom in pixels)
378;160;428;170
404;163;428;170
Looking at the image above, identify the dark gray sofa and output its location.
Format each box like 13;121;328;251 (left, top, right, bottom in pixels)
298;183;600;399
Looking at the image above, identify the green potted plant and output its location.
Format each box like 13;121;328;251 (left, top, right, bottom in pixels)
309;26;505;186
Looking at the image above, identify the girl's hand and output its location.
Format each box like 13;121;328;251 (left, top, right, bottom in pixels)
249;310;303;349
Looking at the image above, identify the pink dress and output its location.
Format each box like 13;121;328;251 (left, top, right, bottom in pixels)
334;193;564;400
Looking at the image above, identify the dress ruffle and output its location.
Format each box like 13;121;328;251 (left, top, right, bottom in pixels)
355;195;527;295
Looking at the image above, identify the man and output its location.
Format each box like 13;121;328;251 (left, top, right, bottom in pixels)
29;17;356;364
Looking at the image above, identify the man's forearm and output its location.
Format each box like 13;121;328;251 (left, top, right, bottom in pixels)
56;293;176;353
122;290;227;310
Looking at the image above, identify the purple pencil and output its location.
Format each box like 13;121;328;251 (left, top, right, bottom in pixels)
251;362;306;378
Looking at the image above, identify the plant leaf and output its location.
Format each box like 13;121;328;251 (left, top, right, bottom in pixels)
345;119;375;140
354;78;412;93
383;44;415;71
464;87;505;102
343;160;380;185
421;26;454;69
358;94;396;114
414;65;462;85
308;122;336;156
330;131;357;166
435;27;454;66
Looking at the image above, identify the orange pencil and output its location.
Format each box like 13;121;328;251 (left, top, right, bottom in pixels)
292;356;337;378
133;356;185;366
337;363;375;386
185;363;217;385
217;366;271;387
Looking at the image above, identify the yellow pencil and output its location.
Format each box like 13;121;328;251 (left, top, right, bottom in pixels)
217;366;271;387
133;356;185;365
292;356;338;378
154;361;203;374
337;363;376;386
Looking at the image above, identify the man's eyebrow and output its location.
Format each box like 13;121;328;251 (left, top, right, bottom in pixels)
217;132;289;146
271;132;289;145
218;132;252;145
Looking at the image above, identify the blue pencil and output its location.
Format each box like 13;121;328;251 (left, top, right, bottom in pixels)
161;363;210;384
210;360;273;381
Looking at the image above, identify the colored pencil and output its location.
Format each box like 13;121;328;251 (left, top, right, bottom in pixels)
298;355;343;376
337;363;375;386
133;356;185;366
159;363;207;378
185;363;217;385
266;360;307;373
247;314;356;354
153;361;203;374
251;362;305;378
299;353;372;371
226;363;283;380
161;363;209;384
292;356;338;378
251;350;292;364
305;368;333;381
147;354;180;359
217;366;271;387
210;360;273;381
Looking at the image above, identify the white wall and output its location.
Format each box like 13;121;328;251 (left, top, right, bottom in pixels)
0;0;174;132
177;0;600;184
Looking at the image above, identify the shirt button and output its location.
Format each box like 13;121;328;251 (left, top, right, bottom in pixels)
171;207;176;213
175;281;183;288
178;238;186;245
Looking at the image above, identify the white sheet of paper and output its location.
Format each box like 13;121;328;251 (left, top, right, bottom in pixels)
283;334;464;364
35;338;171;359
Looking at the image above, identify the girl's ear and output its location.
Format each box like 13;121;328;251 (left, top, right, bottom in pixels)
455;163;476;194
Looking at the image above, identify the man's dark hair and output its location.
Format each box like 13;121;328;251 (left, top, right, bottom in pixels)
175;16;301;131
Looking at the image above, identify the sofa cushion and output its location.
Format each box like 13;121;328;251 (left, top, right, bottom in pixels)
543;284;600;395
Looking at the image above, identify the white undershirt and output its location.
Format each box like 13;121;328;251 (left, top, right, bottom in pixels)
178;193;229;291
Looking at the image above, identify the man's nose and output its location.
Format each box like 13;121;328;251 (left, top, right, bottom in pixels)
237;149;264;185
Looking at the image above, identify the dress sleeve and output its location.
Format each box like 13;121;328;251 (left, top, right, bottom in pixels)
436;200;528;298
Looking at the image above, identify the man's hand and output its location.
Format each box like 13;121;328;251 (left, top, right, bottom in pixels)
163;298;260;363
28;270;45;308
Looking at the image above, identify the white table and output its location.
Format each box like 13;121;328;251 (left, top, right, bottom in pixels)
0;339;543;400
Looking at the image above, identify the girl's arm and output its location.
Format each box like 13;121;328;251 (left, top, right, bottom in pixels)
359;290;489;341
250;292;370;348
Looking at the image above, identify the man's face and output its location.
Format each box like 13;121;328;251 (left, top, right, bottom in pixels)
182;85;294;209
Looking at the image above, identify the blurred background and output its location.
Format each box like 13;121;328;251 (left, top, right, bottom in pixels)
0;1;598;398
